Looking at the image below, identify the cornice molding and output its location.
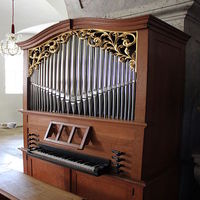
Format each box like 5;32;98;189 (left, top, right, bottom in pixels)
106;0;196;31
107;0;194;18
17;15;189;50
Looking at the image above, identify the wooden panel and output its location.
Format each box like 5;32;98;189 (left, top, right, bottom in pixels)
25;110;145;180
28;156;70;191
23;113;28;148
142;29;186;179
72;170;143;200
17;20;71;50
22;151;28;174
17;15;189;50
134;29;148;123
144;167;179;200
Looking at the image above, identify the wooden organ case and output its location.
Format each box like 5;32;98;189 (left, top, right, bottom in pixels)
18;15;189;200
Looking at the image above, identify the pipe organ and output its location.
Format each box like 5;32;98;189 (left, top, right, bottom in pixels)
18;15;189;200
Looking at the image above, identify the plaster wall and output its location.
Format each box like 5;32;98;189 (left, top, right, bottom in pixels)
0;54;22;126
65;0;156;18
0;0;67;126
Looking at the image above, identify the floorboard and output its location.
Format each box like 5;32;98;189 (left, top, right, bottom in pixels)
0;127;23;173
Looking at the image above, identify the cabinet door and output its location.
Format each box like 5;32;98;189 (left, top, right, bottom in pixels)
72;171;142;200
28;156;70;191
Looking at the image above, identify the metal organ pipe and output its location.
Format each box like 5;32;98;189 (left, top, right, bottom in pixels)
124;61;129;120
107;53;113;119
77;38;83;115
43;59;46;112
65;37;71;114
38;63;41;111
40;62;43;111
127;62;132;121
48;55;53;112
103;50;108;119
56;44;61;113
45;57;49;112
112;56;117;119
52;53;57;112
82;39;88;116
93;47;99;117
98;48;104;118
87;45;93;116
131;71;136;121
60;43;66;113
30;35;136;121
116;58;121;119
70;34;77;114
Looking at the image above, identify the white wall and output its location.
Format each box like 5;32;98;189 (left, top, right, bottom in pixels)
0;55;22;126
0;0;67;126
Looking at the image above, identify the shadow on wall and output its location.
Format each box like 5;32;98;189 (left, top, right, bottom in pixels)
180;17;200;199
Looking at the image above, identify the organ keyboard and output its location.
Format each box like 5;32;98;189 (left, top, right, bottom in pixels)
18;15;189;200
28;144;111;176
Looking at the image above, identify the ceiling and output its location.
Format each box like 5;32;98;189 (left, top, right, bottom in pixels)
0;0;67;38
0;0;158;37
1;0;193;38
64;0;156;18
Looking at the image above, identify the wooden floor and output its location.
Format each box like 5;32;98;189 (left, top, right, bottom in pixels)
0;127;23;174
0;170;84;200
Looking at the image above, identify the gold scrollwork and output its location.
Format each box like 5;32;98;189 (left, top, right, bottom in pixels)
29;32;73;76
28;29;137;76
76;29;137;70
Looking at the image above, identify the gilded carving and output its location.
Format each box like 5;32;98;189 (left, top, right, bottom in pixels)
28;29;137;76
29;32;73;76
